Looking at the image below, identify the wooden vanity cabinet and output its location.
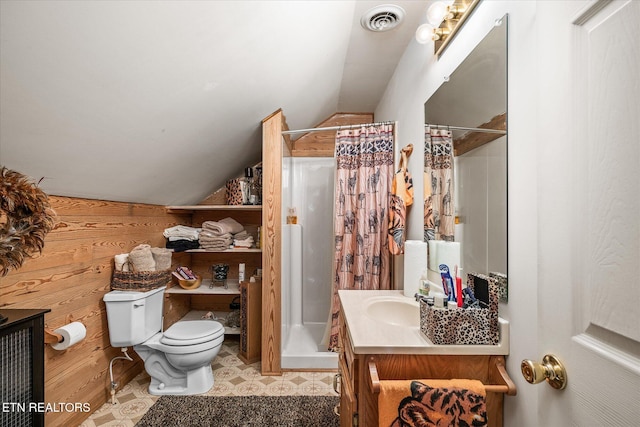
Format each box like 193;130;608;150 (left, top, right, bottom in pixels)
338;312;358;427
338;310;507;427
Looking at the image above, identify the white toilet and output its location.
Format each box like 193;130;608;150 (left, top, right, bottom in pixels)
103;286;224;395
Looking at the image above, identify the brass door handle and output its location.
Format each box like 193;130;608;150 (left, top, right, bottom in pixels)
521;354;567;390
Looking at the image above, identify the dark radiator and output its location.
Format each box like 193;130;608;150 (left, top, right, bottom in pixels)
0;309;50;427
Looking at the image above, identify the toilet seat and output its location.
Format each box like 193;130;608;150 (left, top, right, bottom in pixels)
160;320;225;346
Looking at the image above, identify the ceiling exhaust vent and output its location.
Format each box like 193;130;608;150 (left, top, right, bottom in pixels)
360;4;406;32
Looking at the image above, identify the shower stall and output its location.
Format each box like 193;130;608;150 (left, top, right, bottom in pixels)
281;157;338;369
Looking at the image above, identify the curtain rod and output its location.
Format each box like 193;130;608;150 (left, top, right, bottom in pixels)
425;123;506;134
281;121;395;135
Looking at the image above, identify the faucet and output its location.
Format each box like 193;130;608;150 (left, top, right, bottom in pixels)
414;293;434;305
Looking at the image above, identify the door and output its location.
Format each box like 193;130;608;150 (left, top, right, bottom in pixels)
536;1;640;425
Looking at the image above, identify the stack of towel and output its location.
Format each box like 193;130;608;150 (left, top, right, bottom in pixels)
114;244;172;272
200;217;246;250
199;229;232;250
233;230;254;248
163;225;201;252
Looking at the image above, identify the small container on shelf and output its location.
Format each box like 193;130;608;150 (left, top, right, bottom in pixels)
174;274;202;290
286;207;297;224
210;263;230;289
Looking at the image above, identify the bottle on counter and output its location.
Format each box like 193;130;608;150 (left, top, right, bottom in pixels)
286;207;297;224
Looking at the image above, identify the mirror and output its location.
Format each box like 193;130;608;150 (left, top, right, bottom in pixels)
424;15;508;301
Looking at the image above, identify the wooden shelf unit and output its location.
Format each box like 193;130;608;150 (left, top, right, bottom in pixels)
179;248;262;253
239;280;262;364
165;280;242;295
164;204;262;362
166;205;262;213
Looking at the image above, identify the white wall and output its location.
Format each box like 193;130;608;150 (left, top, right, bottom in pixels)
375;2;539;425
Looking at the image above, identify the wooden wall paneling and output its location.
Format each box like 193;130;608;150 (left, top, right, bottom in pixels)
261;109;283;375
453;113;507;156
198;162;264;206
0;196;187;427
198;187;227;205
291;113;373;157
47;196;173;216
192;209;261;227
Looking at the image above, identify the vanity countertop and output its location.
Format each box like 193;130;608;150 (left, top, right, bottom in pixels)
339;289;509;355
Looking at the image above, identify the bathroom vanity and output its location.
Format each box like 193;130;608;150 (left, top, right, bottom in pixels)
337;290;514;427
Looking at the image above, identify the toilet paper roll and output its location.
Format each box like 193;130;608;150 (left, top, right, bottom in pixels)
404;240;428;298
428;240;440;272
436;241;461;273
51;321;86;351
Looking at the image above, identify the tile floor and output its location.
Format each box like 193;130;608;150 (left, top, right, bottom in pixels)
80;337;338;426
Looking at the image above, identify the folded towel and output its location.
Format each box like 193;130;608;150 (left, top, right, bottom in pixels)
378;379;487;427
199;238;228;244
166;239;200;252
168;236;194;242
114;253;130;272
219;217;244;234
128;244;156;272
200;242;231;251
201;217;245;235
233;236;254;248
151;247;172;270
200;235;233;245
200;241;232;249
233;230;250;240
199;230;233;247
163;225;201;241
200;230;232;240
201;221;226;235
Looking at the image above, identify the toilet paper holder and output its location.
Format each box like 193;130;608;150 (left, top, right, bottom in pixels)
44;328;64;345
44;314;81;345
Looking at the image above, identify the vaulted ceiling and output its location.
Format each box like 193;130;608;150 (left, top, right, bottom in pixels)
0;0;427;205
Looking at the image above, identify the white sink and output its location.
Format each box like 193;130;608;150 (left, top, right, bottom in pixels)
339;290;510;355
364;296;420;327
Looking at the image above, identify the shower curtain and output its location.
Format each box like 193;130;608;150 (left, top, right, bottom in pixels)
424;126;455;241
328;124;394;351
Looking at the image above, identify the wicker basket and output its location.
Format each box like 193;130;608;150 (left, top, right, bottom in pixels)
111;269;172;292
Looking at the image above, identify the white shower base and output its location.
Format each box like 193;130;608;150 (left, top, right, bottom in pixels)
282;323;337;370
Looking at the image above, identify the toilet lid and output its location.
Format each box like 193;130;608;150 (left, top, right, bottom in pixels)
160;320;224;346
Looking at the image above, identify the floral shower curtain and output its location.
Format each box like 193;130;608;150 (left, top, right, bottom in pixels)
328;124;394;351
424;126;455;242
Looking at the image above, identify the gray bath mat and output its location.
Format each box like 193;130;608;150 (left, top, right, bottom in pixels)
136;395;340;426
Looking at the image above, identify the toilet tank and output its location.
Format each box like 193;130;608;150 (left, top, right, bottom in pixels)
103;286;166;347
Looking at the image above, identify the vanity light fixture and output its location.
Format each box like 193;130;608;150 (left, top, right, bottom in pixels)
415;0;480;56
432;28;451;42
426;1;451;26
415;1;452;44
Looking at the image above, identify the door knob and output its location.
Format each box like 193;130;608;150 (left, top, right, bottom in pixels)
521;354;567;390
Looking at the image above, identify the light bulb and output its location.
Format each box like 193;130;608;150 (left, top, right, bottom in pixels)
432;28;450;41
426;2;448;26
415;23;433;44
